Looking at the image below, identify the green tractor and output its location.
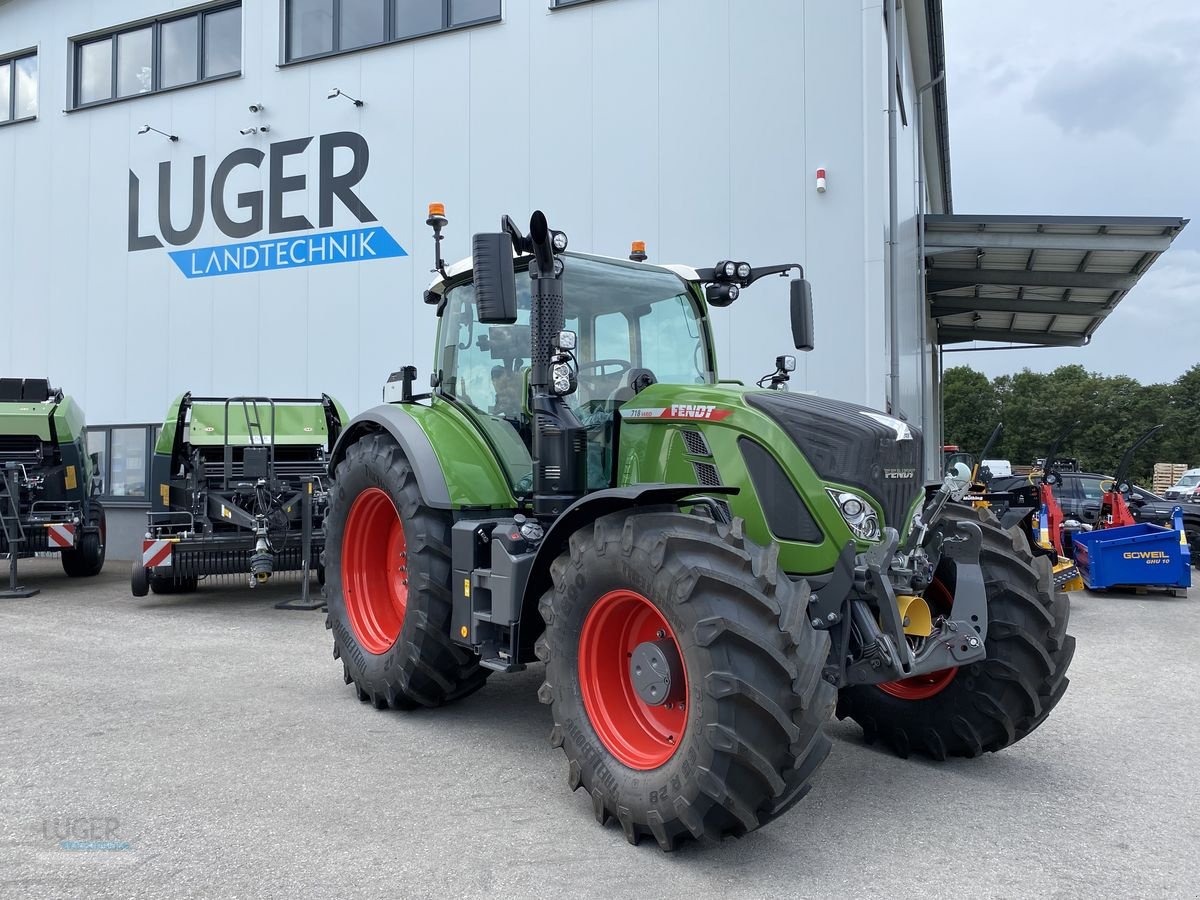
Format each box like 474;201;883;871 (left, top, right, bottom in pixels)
131;393;346;596
323;209;1075;849
0;378;106;596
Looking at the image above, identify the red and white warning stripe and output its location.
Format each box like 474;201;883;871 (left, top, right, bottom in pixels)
46;523;77;549
142;539;174;568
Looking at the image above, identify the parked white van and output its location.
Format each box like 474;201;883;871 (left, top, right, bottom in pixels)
982;459;1013;478
1164;468;1200;502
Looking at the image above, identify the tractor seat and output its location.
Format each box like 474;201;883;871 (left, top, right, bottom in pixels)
607;368;657;406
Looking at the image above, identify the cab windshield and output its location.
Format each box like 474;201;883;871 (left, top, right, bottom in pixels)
436;254;714;492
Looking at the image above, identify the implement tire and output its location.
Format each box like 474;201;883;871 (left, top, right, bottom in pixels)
836;504;1076;759
131;561;149;597
324;432;488;710
61;506;106;577
536;509;835;850
149;573;198;594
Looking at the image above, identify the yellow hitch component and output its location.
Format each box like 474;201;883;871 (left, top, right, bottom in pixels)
64;465;77;490
896;594;934;637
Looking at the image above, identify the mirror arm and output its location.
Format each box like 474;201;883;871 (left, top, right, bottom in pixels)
746;263;803;286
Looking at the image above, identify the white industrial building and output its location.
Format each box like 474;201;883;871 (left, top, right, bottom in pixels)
0;0;1183;556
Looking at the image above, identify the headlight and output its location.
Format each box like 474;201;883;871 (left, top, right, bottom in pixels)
722;261;737;278
735;262;752;279
826;488;881;541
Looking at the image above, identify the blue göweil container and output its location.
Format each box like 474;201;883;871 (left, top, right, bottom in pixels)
1071;508;1192;593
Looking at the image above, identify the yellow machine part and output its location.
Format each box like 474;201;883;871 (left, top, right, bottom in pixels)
896;594;934;637
1053;559;1084;593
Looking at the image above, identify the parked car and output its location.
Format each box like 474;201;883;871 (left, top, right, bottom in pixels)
1163;468;1200;502
989;470;1200;566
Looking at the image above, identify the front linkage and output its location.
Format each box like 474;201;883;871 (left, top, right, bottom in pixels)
806;466;988;688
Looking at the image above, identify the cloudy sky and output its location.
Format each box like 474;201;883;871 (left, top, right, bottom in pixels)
940;0;1200;384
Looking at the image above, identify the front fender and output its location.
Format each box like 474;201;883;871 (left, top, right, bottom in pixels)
519;484;737;628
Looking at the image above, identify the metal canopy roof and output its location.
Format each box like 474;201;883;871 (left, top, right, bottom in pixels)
925;214;1189;346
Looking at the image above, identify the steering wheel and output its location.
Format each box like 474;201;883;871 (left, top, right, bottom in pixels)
576;359;632;395
576;359;632;378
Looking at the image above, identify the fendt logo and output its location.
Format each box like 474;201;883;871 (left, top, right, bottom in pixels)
128;131;406;278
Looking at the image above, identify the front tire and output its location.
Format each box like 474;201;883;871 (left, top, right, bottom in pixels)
837;505;1076;759
325;432;488;709
536;509;835;849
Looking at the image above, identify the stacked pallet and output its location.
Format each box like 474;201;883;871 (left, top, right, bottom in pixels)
1153;462;1189;494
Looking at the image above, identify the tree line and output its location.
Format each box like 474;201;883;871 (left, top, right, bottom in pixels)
942;363;1200;486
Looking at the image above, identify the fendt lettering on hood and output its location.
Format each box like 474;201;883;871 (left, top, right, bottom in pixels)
620;405;733;421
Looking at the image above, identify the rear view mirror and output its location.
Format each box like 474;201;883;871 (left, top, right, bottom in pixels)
472;232;518;325
790;279;814;351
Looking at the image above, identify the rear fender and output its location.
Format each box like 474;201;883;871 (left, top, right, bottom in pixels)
329;405;453;508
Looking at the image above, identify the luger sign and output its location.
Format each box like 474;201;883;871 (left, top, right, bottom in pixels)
128;131;406;278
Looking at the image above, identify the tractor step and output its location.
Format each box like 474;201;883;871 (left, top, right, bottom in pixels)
479;656;525;674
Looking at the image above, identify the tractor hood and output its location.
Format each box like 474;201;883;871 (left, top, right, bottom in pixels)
743;390;924;536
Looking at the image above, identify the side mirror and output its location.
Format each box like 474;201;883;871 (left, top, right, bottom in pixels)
790;279;814;351
471;232;518;325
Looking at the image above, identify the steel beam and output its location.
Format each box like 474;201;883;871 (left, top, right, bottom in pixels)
930;297;1109;318
927;269;1138;291
923;229;1173;253
936;326;1088;347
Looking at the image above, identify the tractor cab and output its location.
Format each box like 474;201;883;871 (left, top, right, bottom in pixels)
430;251;717;493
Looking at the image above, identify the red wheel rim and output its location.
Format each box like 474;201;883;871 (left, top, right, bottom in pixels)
578;590;688;770
877;577;958;701
342;487;408;655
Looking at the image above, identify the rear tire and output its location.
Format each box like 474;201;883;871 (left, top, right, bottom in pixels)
325;432;488;709
61;506;106;577
836;505;1076;759
536;509;835;849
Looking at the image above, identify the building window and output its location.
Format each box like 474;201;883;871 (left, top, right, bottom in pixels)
71;3;242;109
86;430;108;495
550;0;602;7
87;425;161;504
109;428;149;498
0;50;38;124
283;0;501;63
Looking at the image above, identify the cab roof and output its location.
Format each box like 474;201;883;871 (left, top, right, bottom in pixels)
425;251;700;297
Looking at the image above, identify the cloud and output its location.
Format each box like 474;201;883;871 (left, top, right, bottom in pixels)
1030;51;1197;143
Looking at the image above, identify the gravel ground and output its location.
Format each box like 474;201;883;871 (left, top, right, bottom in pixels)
1;558;1197;899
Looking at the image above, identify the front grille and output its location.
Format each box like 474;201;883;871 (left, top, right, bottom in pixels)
693;461;721;486
746;391;923;530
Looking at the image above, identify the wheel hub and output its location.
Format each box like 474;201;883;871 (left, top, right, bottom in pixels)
628;639;683;707
578;590;689;770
